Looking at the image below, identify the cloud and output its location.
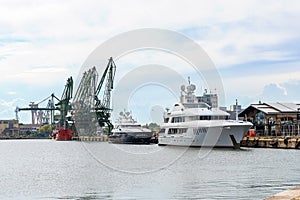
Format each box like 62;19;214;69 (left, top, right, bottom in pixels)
220;59;300;108
222;60;300;97
258;80;300;104
1;0;300;121
7;91;16;95
1;0;299;79
260;83;287;102
195;24;299;68
0;98;24;119
275;83;288;96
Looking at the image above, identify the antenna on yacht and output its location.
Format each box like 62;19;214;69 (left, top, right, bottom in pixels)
235;99;238;121
188;76;190;85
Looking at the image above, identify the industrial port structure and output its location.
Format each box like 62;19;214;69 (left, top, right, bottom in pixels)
2;56;300;147
4;57;116;139
72;57;116;136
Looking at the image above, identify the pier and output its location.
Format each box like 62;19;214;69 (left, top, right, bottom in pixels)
241;136;300;149
73;135;109;142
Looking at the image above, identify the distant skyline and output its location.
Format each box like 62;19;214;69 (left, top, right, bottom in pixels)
1;0;300;124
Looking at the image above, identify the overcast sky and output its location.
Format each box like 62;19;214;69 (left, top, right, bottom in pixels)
1;0;300;124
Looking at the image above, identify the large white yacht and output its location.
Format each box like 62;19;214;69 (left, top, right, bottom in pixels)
158;81;252;148
109;111;153;144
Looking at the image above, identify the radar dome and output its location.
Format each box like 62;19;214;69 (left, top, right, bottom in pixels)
190;84;196;91
187;84;196;92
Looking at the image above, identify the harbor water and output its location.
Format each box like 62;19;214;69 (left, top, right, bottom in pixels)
0;140;299;199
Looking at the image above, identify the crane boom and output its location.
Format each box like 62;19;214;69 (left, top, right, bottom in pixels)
15;93;60;124
95;57;116;133
55;77;73;126
72;67;98;136
52;76;74;140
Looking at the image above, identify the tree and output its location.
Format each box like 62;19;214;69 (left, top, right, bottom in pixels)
148;122;160;132
39;124;52;133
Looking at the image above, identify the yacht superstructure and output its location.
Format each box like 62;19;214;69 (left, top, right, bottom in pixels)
109;111;153;144
158;81;252;148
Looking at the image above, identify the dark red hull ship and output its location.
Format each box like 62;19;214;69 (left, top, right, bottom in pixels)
52;128;73;141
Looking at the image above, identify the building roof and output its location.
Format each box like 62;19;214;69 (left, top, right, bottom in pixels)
266;103;300;112
250;104;279;114
239;102;300;117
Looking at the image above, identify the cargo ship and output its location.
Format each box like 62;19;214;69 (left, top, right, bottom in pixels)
52;127;73;141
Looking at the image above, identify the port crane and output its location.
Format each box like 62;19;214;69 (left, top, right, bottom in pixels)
71;57;116;135
54;77;73;128
15;77;74;140
94;57;116;133
52;76;75;140
72;67;98;135
15;94;58;125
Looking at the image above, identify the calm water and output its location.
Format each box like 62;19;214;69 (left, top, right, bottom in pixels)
0;140;299;199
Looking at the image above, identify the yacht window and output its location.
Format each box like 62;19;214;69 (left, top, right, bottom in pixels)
211;116;218;120
168;128;187;134
219;116;227;120
200;116;211;120
164;118;169;123
189;116;200;120
188;115;229;121
123;125;141;128
189;115;225;121
211;116;227;120
171;117;185;123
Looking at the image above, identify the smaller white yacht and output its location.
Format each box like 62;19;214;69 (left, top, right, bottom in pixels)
158;80;252;148
109;111;153;144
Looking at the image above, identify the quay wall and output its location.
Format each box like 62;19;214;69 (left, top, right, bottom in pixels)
241;136;300;149
73;135;109;142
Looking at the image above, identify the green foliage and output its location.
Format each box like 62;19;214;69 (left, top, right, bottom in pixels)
147;122;160;132
39;124;53;133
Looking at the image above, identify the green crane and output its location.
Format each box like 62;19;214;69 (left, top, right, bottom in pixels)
55;77;73;129
94;57;116;134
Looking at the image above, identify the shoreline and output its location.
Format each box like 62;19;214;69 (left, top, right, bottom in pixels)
3;136;300;150
0;137;51;140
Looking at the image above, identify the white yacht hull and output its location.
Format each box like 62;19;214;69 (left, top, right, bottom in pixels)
158;121;252;148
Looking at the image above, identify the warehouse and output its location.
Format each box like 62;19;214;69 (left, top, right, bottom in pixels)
239;102;300;136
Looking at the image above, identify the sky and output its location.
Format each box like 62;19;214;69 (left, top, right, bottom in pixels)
1;0;300;124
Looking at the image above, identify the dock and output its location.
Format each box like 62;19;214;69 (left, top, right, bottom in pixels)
265;186;300;200
241;136;300;149
73;135;109;142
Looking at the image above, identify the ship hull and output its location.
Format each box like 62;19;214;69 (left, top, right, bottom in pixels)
158;121;252;148
109;132;152;144
52;129;73;141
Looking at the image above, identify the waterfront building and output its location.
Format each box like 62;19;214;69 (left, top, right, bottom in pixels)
0;120;42;137
239;102;300;136
230;104;242;112
227;100;243;120
0;120;19;137
19;124;40;136
196;89;218;108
